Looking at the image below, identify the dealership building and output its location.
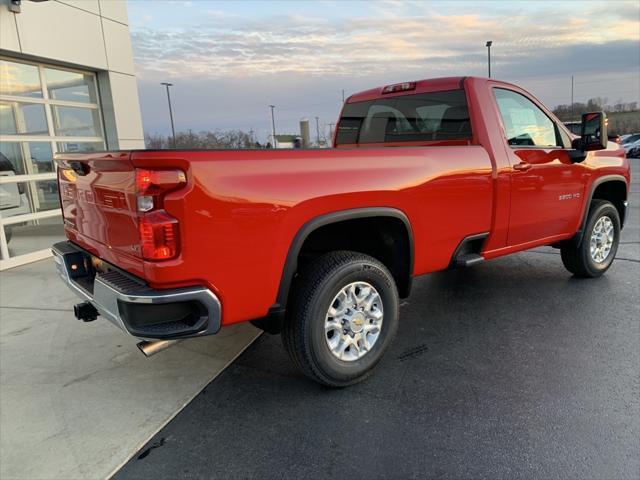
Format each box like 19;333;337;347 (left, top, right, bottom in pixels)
0;0;144;269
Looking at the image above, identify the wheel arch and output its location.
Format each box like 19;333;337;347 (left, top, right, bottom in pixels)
257;208;414;332
572;174;628;246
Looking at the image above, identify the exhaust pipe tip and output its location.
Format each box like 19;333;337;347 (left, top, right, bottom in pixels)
137;339;181;357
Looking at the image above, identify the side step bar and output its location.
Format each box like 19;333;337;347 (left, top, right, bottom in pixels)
450;233;489;268
451;253;484;268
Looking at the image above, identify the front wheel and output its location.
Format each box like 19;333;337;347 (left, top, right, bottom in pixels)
282;251;399;387
561;200;620;277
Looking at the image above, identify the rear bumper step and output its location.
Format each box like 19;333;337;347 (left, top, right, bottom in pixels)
52;241;221;340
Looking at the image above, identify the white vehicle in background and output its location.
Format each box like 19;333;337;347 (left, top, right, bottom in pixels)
621;133;640;144
621;133;640;156
625;139;640;158
0;153;30;243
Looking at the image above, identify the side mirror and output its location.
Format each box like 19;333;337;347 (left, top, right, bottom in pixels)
580;111;608;151
569;111;607;162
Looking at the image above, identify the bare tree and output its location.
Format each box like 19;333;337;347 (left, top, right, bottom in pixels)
145;130;261;149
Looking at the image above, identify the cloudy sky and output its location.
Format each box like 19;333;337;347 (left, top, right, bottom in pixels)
127;0;640;142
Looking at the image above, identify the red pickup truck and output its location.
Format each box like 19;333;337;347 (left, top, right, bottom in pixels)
52;76;630;386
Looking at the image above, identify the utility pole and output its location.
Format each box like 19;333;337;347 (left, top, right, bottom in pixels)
485;41;492;78
342;89;345;103
315;116;320;146
571;75;574;121
269;105;277;148
160;82;176;148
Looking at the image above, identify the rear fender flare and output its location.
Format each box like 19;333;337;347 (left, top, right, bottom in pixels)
271;207;414;314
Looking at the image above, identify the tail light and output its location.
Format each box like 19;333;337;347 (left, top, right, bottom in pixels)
139;211;179;260
135;168;186;261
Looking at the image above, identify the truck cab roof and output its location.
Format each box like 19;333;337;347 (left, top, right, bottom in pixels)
347;76;524;103
347;76;470;103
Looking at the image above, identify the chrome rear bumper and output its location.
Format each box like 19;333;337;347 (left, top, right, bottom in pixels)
51;241;221;340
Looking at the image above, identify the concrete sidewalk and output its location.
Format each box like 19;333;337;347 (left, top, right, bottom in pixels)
0;259;260;480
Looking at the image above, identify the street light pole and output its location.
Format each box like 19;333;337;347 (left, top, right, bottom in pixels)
269;105;277;148
315;116;320;146
485;41;492;78
571;75;574;121
161;82;176;148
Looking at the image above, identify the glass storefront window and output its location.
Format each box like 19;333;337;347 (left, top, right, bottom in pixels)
9;179;60;214
52;106;101;137
0;60;43;98
33;179;60;212
0;57;105;265
0;142;54;175
4;218;65;257
0;101;48;136
45;68;98;104
26;142;55;173
0;142;24;174
57;141;105;153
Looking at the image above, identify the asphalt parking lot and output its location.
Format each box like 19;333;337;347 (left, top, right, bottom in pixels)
117;160;639;480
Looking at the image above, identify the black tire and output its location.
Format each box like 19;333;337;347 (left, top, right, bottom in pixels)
282;251;399;387
561;200;620;277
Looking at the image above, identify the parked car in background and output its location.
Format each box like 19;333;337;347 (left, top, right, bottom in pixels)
621;133;640;145
621;133;640;157
52;77;629;386
625;139;640;158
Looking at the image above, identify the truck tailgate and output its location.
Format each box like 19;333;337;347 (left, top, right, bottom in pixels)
55;151;143;269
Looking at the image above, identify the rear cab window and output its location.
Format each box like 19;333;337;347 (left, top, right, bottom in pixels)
335;89;472;147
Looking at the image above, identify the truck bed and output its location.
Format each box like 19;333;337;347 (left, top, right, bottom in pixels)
56;146;494;325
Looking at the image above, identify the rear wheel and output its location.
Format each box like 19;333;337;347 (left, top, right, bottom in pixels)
282;251;399;387
561;200;620;277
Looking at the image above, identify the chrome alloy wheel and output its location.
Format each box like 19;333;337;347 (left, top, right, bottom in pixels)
324;282;383;362
590;215;615;263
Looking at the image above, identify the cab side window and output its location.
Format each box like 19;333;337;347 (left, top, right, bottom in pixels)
494;89;560;148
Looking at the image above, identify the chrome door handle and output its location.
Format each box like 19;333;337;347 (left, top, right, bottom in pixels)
513;162;531;171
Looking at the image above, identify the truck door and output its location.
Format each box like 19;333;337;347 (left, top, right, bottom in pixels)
493;88;585;246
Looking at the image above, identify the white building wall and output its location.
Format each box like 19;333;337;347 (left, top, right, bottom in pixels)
0;0;144;149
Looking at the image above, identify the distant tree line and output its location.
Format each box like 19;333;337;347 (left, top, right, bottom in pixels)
145;129;261;149
552;98;639;134
552;97;637;120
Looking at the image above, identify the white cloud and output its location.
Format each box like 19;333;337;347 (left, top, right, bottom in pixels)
129;2;640;138
131;6;639;80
